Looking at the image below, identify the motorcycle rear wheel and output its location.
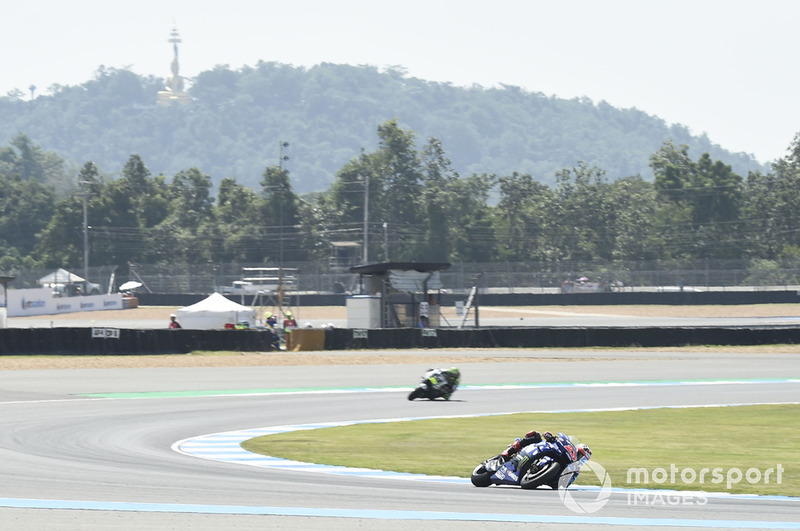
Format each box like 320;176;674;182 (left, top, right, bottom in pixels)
519;460;561;490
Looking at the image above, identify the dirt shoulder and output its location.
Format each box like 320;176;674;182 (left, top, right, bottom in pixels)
10;303;800;323
2;345;799;372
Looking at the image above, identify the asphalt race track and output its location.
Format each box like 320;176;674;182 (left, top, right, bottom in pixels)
0;349;798;530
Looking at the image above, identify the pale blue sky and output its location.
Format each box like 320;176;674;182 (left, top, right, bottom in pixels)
2;0;798;163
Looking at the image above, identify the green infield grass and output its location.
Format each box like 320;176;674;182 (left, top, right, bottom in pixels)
241;403;799;496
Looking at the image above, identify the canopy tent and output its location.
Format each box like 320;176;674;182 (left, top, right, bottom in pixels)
118;281;142;292
38;268;85;286
387;270;445;293
176;292;256;330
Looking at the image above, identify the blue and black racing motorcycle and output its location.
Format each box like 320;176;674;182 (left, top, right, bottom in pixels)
471;432;589;489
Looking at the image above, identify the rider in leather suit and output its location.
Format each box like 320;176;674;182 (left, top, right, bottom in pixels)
502;430;592;463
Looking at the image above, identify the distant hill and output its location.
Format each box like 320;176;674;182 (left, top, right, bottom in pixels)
0;62;768;193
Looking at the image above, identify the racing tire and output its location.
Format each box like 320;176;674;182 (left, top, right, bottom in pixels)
408;388;425;401
470;463;493;487
519;459;561;490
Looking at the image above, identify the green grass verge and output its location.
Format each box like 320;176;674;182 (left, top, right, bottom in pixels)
241;404;799;496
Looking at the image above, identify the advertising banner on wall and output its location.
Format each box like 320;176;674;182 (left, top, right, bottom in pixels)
6;288;123;317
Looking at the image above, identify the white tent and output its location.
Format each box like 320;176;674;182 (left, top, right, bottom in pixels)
38;268;85;286
176;292;256;330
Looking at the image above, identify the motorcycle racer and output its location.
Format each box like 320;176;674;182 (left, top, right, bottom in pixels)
502;430;592;483
472;429;592;489
503;430;590;460
427;367;460;399
409;367;460;400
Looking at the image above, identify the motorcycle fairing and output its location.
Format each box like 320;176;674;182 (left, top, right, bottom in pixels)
490;445;557;486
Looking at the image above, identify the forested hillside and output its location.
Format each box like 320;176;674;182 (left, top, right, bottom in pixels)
2;118;800;283
0;62;767;193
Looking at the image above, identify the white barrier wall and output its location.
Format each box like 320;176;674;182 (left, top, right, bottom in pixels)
6;288;123;317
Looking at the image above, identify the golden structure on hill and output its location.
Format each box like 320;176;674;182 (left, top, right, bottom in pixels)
157;24;190;105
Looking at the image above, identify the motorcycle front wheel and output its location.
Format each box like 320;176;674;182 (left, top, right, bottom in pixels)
408;387;425;401
519;459;561;490
470;462;494;487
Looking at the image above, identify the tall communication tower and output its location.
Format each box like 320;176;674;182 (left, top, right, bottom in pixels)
157;24;190;105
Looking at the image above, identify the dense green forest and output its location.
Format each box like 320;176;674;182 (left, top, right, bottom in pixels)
0;62;768;194
1;122;799;282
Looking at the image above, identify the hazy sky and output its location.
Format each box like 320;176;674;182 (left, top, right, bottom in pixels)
2;0;797;163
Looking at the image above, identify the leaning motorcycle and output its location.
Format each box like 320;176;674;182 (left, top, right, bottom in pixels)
408;369;458;400
471;433;587;489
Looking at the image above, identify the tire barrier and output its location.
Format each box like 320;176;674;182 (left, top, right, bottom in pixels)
451;290;800;306
2;325;799;356
321;326;800;351
0;328;274;356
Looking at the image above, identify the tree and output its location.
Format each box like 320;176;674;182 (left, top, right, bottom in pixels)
134;168;217;264
89;178;139;269
214;177;264;262
420;138;459;261
0;134;71;195
373;119;425;261
444;173;498;262
326;120;430;261
0;173;55;257
169;167;214;228
754;132;800;258
741;170;781;259
549;162;610;262
329;150;377;256
34;196;84;268
606;176;658;261
688;154;742;258
495;172;552;261
120;154;170;228
651;141;694;206
261;165;304;262
650;142;743;259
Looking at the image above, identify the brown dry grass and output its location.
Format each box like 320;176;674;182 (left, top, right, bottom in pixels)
12;303;800;323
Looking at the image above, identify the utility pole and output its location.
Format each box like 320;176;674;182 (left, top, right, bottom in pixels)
79;180;90;282
362;174;369;263
383;222;388;261
278;141;289;268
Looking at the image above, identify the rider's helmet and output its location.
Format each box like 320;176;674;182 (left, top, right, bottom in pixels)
577;443;592;461
447;367;461;383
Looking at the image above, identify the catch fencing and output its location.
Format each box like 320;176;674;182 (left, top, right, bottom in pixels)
6;260;800;296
